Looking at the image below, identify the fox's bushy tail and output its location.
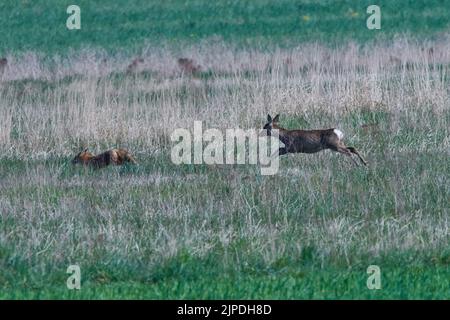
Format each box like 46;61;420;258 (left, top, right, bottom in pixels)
126;153;138;164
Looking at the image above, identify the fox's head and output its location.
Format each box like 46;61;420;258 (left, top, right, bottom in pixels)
72;148;94;165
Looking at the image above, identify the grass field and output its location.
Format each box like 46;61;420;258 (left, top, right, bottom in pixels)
0;1;449;299
1;0;450;54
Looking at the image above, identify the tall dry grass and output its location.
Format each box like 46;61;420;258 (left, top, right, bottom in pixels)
0;38;448;158
0;38;448;272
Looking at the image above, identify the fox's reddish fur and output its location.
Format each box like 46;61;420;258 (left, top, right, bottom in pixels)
72;148;137;169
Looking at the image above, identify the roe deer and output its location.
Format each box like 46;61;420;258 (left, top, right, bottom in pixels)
263;114;367;166
0;58;7;79
72;148;138;169
126;58;144;73
177;58;201;75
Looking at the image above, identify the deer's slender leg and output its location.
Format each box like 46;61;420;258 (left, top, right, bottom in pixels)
327;142;356;166
336;146;359;166
270;147;287;158
347;147;367;166
278;147;287;156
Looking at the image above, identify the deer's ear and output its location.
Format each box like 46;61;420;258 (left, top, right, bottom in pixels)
267;114;272;122
273;114;280;122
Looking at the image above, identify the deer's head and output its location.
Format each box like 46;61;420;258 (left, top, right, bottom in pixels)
263;114;280;134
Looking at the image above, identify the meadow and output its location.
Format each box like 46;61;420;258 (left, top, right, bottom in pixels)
1;0;450;54
0;1;449;299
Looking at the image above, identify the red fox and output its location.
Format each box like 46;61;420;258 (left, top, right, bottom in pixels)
72;148;138;169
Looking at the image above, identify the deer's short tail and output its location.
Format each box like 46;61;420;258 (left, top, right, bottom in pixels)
333;129;344;140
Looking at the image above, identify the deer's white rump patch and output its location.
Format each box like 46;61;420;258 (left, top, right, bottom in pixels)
333;129;344;140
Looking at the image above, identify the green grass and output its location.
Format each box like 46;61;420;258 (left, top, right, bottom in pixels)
1;66;449;298
3;264;449;299
0;130;448;298
2;226;449;299
1;0;449;300
1;0;449;54
0;60;449;298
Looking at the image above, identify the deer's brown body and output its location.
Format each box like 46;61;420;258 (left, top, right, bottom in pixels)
72;148;137;169
177;58;201;74
0;58;7;77
264;114;367;165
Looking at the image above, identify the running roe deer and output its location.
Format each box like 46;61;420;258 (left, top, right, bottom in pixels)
72;148;138;169
263;114;367;166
